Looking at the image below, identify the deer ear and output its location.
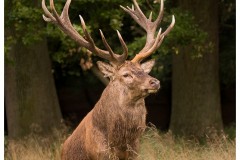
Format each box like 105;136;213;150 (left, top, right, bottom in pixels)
140;59;155;73
97;61;115;78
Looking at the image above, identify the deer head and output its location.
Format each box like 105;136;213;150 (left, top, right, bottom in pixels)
97;59;161;100
42;0;175;99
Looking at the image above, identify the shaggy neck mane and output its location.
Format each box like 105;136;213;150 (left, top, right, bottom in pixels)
100;81;145;108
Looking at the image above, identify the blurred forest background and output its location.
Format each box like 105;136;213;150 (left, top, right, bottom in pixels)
4;0;235;140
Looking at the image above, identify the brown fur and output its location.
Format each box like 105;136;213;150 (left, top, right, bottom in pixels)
62;61;160;160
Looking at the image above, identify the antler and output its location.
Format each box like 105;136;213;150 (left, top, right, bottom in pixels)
42;0;128;66
120;0;175;63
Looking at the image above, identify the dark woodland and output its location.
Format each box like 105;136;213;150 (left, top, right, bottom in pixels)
4;0;235;146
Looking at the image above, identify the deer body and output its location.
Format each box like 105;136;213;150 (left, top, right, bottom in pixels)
42;0;174;159
62;61;158;159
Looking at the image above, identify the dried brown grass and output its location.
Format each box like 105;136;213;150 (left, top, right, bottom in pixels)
139;126;235;160
4;127;69;160
4;126;235;160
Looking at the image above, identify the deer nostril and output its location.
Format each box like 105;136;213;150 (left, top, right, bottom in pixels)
149;79;160;88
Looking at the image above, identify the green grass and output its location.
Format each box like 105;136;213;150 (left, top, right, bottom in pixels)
4;126;235;160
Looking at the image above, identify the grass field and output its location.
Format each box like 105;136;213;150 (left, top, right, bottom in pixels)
4;126;235;160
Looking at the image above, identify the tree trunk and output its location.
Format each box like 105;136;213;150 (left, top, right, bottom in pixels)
5;38;62;138
5;1;62;138
170;0;223;136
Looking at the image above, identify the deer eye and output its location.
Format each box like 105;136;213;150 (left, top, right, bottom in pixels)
122;73;132;78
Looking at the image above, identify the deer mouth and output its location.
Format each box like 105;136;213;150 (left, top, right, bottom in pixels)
147;89;159;94
145;85;160;94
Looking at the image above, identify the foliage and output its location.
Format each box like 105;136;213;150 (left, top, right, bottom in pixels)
166;8;212;58
224;124;236;140
5;1;45;46
4;0;235;86
5;0;44;63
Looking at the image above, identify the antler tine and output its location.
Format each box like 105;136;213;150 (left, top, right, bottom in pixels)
116;30;128;63
121;0;175;63
154;0;164;26
99;29;118;61
80;16;125;63
131;28;164;63
42;0;56;22
99;29;129;65
132;0;148;29
132;15;175;63
79;15;98;53
162;15;175;36
148;11;153;21
120;1;148;31
42;0;129;66
120;5;140;27
60;0;80;36
43;0;89;47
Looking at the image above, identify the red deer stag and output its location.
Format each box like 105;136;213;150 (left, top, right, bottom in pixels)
42;0;174;159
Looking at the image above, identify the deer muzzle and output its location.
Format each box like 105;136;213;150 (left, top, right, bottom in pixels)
147;78;160;93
